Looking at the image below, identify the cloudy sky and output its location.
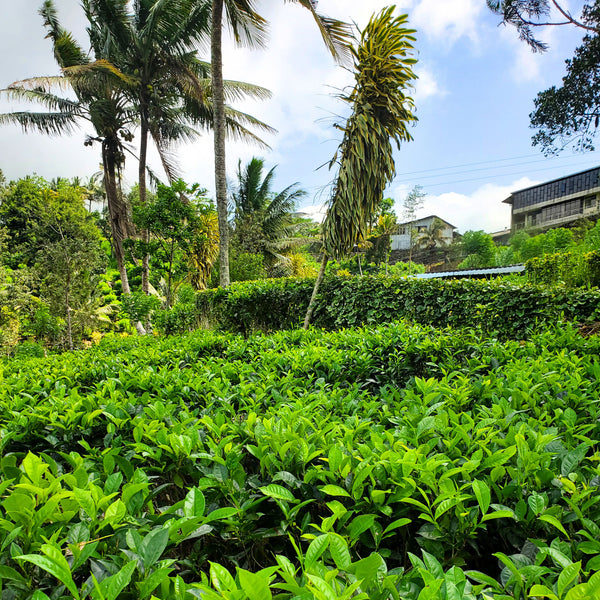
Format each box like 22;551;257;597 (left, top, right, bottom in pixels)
1;0;598;233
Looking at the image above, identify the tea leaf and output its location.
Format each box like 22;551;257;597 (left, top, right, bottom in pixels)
140;527;169;569
557;561;581;598
184;488;206;518
93;561;136;600
209;562;236;593
472;480;491;515
328;533;351;570
528;584;559;600
18;544;80;600
259;484;296;502
539;514;570;538
238;568;273;600
305;535;329;571
320;485;350;498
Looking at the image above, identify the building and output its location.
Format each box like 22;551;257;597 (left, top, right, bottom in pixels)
391;215;455;251
489;228;511;246
503;167;600;233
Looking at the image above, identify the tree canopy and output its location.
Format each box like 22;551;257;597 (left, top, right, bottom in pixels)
488;1;600;154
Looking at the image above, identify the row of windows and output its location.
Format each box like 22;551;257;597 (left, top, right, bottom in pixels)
539;198;582;223
512;168;600;210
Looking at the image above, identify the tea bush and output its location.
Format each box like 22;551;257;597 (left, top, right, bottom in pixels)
0;322;599;598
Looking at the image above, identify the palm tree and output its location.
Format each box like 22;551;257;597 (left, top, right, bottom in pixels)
0;2;142;315
85;0;273;295
211;0;352;287
373;213;399;274
417;217;446;251
304;7;418;328
231;157;307;272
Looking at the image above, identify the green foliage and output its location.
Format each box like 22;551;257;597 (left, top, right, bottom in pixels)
230;158;307;274
322;9;417;260
459;230;496;268
326;257;425;277
230;251;268;282
526;249;600;286
131;180;218;306
1;320;600;597
121;291;161;324
195;275;600;337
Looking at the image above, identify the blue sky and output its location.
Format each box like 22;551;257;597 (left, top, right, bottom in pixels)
1;0;598;233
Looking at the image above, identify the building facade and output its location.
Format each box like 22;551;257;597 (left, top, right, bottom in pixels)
391;215;455;251
503;167;600;232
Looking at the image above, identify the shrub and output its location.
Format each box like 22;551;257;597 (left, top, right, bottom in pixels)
526;249;600;287
193;275;600;338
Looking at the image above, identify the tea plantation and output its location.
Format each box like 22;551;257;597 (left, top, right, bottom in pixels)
1;321;599;599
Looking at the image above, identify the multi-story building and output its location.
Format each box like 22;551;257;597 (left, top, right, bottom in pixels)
503;167;600;232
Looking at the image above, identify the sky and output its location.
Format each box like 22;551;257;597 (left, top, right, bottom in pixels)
0;0;598;233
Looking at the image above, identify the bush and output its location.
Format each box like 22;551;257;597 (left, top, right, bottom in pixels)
526;249;600;287
193;275;600;338
13;341;45;359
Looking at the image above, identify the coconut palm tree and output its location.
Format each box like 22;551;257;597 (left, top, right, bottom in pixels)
211;0;353;287
230;157;307;272
0;2;142;316
85;0;274;295
417;217;447;251
304;7;418;328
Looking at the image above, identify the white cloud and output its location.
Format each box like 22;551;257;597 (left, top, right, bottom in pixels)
414;65;446;102
412;0;483;45
391;177;540;233
299;177;540;233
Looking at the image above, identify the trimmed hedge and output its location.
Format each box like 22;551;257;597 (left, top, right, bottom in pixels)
189;275;600;338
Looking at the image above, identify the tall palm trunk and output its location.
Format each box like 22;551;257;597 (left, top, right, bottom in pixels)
102;140;146;335
212;0;230;287
139;97;151;296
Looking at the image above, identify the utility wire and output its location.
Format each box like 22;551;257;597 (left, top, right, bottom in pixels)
395;150;600;180
414;159;600;190
396;154;600;183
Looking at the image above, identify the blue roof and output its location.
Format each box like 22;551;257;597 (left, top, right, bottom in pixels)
414;265;525;279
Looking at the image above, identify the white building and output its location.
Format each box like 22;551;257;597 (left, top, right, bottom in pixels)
391;215;455;251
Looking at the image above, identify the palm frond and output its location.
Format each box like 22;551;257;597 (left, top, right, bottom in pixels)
224;0;268;49
64;60;137;88
221;79;271;102
284;0;354;64
41;0;90;67
0;111;79;136
8;76;73;94
1;86;81;114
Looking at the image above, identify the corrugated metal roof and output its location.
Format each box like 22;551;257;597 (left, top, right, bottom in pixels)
414;264;525;279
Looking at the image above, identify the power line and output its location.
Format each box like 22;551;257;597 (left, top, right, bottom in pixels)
413;160;600;190
395;150;600;180
395;153;600;183
396;153;542;176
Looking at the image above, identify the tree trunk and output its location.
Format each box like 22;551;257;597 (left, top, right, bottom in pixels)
103;143;146;335
212;0;230;287
65;277;73;351
408;226;413;275
303;252;328;329
139;102;151;296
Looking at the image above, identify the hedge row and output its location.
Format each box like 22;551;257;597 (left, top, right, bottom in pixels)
181;276;600;338
526;249;600;287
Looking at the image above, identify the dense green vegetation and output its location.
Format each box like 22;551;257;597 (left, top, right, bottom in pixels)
190;275;600;337
1;321;599;598
458;222;600;272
